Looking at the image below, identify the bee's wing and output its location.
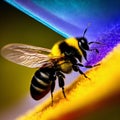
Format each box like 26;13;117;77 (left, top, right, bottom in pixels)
1;43;52;68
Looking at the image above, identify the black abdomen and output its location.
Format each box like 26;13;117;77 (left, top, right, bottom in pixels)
30;67;54;100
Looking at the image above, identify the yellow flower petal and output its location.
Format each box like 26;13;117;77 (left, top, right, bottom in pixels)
17;44;120;120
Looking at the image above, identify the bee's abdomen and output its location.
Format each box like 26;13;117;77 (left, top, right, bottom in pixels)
30;69;51;100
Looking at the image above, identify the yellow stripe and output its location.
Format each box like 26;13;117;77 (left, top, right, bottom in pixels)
50;41;63;57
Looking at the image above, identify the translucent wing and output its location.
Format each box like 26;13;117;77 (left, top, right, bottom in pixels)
1;43;52;68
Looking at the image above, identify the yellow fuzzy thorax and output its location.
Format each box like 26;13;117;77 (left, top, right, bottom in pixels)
50;37;83;57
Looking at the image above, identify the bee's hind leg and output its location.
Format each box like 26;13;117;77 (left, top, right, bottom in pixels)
57;72;66;99
50;81;55;106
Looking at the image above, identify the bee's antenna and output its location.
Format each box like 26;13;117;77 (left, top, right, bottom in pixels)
83;23;91;37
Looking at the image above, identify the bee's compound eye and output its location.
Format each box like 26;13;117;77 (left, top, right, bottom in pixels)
78;41;81;46
81;39;85;44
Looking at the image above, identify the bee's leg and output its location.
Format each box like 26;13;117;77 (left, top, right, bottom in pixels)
89;48;99;53
78;68;91;80
57;72;66;98
88;41;101;45
50;81;55;106
88;41;102;53
59;77;66;98
73;64;90;80
77;63;100;68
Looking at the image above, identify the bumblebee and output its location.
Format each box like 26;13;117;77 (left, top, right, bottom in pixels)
1;27;100;104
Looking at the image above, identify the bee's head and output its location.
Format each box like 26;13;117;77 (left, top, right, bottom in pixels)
77;37;89;50
77;27;89;50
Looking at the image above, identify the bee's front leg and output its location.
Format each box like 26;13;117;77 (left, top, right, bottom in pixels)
72;64;90;80
77;63;100;68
